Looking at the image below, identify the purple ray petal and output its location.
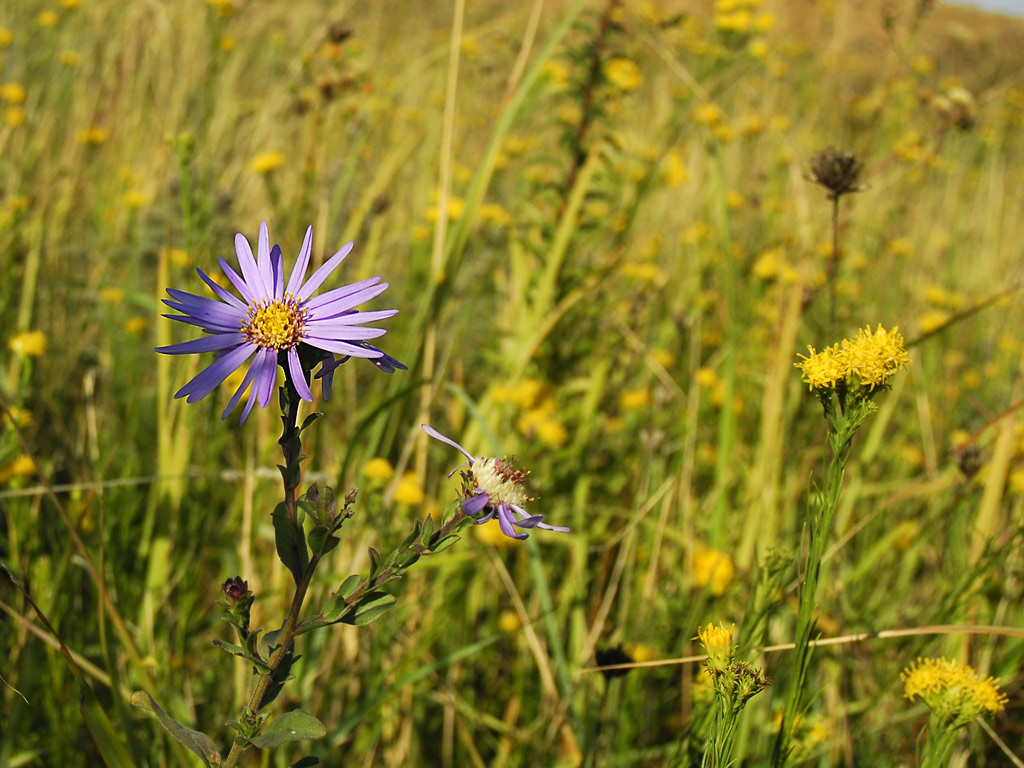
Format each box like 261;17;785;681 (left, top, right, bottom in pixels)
222;356;259;419
197;267;246;310
304;324;387;341
175;343;258;402
461;493;490;516
497;506;528;540
308;309;398;328
303;276;380;311
536;522;572;533
302;337;384;357
256;222;274;295
156;333;245;355
307;281;389;317
270;244;285;299
286;347;313;402
421;424;476;463
235;232;270;301
253;347;278;407
297;242;355;300
219;257;257;304
287;226;314;297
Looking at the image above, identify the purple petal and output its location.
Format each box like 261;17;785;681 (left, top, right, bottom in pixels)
156;332;245;355
304;323;387;341
256;222;274;296
240;382;259;423
286;348;313;402
235;232;271;301
318;353;336;401
302;337;384;357
197;268;246;310
297;242;355;301
286;226;313;297
308;309;398;328
307;281;389;318
270;245;284;299
174;343;258;402
253;347;278;407
497;506;528;540
421;425;476;464
219;257;257;304
536;522;572;533
222;357;259;419
304;277;381;312
461;493;490;516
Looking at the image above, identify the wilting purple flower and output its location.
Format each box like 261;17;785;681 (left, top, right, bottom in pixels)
156;222;402;422
421;424;570;541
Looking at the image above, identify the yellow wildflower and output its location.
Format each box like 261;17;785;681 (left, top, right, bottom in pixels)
0;28;12;47
498;610;522;633
902;657;1007;724
1;82;25;104
3;107;25;127
363;457;395;482
100;287;124;304
392;471;424;506
219;35;236;51
542;59;571;89
124;190;152;209
38;10;60;27
664;150;688;187
692;102;725;126
8;330;47;356
249;151;286;174
123;316;148;333
0;455;36;484
60;50;81;67
918;310;951;334
650;349;674;368
604;57;643;92
796;326;908;391
619;388;651;411
696;622;734;671
693;549;734;596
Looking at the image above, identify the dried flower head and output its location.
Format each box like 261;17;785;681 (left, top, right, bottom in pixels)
421;424;570;541
807;147;864;201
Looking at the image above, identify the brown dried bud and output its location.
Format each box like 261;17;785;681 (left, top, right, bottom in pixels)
222;576;250;606
955;443;983;480
807;147;864;201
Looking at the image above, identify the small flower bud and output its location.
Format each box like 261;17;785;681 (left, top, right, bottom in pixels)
222;576;250;606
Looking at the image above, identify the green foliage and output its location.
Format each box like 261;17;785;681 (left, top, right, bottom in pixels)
2;0;1024;765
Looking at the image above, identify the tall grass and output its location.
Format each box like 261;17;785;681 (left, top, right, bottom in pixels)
2;0;1024;765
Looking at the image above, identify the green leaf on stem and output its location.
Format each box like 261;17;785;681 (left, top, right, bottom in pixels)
339;574;363;599
248;710;326;748
300;411;322;433
292;758;321;768
430;534;461;553
368;546;382;576
272;503;309;584
342;590;396;626
212;639;272;672
131;691;220;767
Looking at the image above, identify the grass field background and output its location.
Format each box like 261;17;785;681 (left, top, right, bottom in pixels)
2;0;1024;765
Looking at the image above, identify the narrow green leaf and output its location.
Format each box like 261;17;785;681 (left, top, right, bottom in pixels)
130;691;219;767
80;684;136;768
292;757;321;768
212;640;270;672
300;412;322;433
272;506;309;583
248;710;326;748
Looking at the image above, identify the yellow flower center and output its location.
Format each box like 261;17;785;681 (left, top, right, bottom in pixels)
473;457;530;507
242;295;307;350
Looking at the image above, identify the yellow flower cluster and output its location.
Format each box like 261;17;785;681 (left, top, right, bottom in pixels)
693;548;735;596
796;325;909;391
697;622;735;672
902;657;1008;721
492;379;568;448
604;57;643;92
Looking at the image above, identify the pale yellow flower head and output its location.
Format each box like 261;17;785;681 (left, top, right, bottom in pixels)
902;656;1007;724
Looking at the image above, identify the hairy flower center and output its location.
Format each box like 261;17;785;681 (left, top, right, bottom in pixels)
473;457;529;507
243;296;308;350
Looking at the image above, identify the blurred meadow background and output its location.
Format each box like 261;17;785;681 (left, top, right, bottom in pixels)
3;0;1024;764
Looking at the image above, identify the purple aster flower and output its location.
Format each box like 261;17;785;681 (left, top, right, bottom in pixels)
156;222;401;422
421;424;570;541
